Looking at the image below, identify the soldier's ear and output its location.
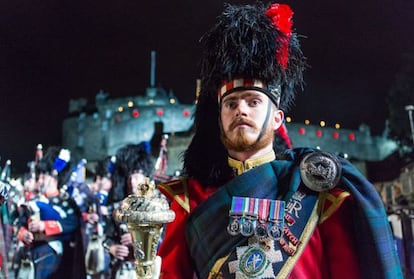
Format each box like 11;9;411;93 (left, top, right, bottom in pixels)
272;109;284;131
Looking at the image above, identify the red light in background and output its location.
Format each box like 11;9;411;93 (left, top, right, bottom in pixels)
316;130;322;137
156;108;164;116
132;109;139;118
298;127;305;135
183;109;190;117
332;131;339;139
348;133;356;141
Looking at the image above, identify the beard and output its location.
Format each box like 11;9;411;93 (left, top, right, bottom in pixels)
220;117;274;152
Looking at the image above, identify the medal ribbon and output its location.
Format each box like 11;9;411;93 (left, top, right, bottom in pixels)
230;196;245;216
257;198;270;222
269;200;285;222
246;197;258;218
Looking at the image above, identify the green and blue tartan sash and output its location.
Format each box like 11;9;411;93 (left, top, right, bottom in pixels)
186;148;402;279
339;156;403;279
186;160;289;279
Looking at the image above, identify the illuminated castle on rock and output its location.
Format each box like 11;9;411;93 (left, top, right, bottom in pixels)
62;52;195;173
61;53;399;177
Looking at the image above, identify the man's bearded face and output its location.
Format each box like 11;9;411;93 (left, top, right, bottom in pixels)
220;91;276;152
221;115;275;152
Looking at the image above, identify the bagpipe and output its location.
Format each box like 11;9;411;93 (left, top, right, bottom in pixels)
15;246;35;279
85;225;106;275
84;205;106;276
111;223;137;279
15;202;39;279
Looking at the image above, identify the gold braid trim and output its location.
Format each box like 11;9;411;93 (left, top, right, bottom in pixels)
318;190;350;224
158;179;190;213
276;198;320;278
208;254;231;279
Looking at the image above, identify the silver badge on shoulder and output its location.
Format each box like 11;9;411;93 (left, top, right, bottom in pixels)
300;151;341;192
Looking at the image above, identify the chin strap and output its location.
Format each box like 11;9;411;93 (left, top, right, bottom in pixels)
255;100;272;144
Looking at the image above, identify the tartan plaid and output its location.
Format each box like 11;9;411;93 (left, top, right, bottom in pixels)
186;148;403;279
339;157;403;279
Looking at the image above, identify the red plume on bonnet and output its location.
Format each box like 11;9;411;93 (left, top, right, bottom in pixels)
277;123;292;149
265;3;293;70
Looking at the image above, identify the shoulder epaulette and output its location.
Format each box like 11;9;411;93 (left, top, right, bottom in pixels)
158;178;190;213
318;188;350;224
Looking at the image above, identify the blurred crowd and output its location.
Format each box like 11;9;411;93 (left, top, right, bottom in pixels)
0;139;170;279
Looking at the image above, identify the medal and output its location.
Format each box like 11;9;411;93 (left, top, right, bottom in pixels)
255;223;268;240
268;200;285;241
227;217;241;235
228;196;245;236
239;246;267;276
241;218;255;236
268;223;283;240
228;197;286;242
241;197;257;237
228;239;283;278
255;198;270;241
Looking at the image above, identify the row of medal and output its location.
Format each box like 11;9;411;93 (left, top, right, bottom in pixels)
227;196;285;241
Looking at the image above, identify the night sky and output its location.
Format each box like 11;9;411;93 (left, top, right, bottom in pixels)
1;0;414;173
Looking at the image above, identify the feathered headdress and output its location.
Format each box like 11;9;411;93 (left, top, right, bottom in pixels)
116;142;153;176
37;146;72;188
53;149;71;174
109;142;154;202
183;2;306;187
95;156;116;179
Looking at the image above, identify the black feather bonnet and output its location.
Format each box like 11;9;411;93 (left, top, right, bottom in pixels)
182;2;307;187
37;146;72;188
109;142;154;202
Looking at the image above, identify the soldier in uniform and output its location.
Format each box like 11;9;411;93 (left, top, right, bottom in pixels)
16;146;86;279
157;3;402;279
93;156;116;227
83;156;116;279
102;142;154;278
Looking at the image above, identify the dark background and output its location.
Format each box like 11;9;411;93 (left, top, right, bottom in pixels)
1;0;414;173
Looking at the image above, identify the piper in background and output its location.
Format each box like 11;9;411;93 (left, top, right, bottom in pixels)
84;155;116;279
102;142;154;278
16;146;86;279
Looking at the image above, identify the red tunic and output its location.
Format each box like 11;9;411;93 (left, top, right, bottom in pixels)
158;178;215;278
158;180;361;279
288;188;361;278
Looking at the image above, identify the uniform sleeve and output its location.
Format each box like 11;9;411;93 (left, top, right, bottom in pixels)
44;201;79;236
158;199;195;279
